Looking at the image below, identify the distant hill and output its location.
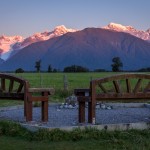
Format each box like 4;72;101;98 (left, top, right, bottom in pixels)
0;28;150;71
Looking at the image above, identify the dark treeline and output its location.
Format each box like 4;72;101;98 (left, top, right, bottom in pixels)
64;65;89;72
12;57;150;73
14;66;150;73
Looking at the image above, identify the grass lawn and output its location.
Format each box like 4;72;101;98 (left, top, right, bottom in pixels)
0;120;150;150
0;72;117;105
0;72;150;149
0;133;150;150
0;72;150;106
15;72;116;88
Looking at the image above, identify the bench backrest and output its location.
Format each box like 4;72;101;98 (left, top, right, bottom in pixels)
0;73;29;100
90;73;150;101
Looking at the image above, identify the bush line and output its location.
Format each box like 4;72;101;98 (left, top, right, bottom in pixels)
0;120;150;142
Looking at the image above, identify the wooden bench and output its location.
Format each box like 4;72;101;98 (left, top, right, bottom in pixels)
74;73;150;124
0;73;54;122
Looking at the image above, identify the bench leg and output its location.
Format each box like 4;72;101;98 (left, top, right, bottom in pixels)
79;101;85;123
88;101;96;124
41;101;48;122
26;101;32;121
26;95;33;122
24;100;26;117
41;92;48;122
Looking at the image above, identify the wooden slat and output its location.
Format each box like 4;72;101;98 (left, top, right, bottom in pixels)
0;92;24;99
133;79;142;94
126;79;131;93
1;78;5;91
77;96;91;102
98;83;107;93
17;83;24;93
144;82;150;93
74;88;90;96
29;88;55;95
9;80;14;93
113;80;121;93
96;92;150;100
29;96;48;102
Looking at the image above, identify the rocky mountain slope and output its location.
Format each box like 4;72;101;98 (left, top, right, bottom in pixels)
103;23;150;41
1;28;150;71
0;25;77;60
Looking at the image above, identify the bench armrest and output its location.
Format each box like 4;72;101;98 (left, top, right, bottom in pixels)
29;88;55;95
74;88;90;96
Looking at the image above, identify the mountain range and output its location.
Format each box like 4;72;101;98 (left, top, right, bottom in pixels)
0;23;150;71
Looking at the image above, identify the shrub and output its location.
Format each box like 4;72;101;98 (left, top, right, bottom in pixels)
64;65;89;72
15;68;24;73
0;120;31;138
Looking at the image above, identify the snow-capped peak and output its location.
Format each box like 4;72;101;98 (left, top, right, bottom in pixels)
103;22;139;32
146;28;150;33
104;22;128;31
54;25;77;35
16;25;77;49
0;25;78;60
103;22;150;41
0;35;24;53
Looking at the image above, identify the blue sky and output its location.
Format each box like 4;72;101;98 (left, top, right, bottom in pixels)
0;0;149;37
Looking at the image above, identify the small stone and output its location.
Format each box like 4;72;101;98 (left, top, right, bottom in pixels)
75;104;79;109
64;104;68;109
85;102;88;108
65;95;77;106
59;105;64;109
72;121;76;125
101;104;106;109
96;105;100;109
106;106;112;110
68;104;73;109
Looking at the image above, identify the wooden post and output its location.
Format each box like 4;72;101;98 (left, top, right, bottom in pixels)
41;92;48;122
88;81;96;124
40;73;42;87
63;74;68;90
26;94;33;121
78;98;85;123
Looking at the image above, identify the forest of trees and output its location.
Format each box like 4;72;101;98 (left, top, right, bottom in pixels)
14;57;150;73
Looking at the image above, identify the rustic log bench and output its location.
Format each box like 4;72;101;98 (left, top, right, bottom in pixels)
0;73;54;122
74;73;150;124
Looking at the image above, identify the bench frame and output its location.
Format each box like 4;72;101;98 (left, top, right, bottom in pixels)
0;73;54;122
74;73;150;124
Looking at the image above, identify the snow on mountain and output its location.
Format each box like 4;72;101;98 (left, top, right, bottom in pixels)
1;23;149;61
0;35;24;59
1;28;150;71
0;25;77;60
146;28;150;34
103;23;150;41
14;25;77;50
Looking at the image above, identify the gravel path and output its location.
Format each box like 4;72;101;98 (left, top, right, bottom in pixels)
0;104;150;128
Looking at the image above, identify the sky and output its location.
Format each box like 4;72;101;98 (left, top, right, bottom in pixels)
0;0;149;37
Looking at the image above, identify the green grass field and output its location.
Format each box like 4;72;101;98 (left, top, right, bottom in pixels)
0;73;150;149
16;72;118;102
0;135;150;150
0;120;150;150
0;72;150;106
0;72;116;106
14;72;116;88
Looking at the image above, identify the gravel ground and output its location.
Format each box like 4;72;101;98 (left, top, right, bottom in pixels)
0;104;150;128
